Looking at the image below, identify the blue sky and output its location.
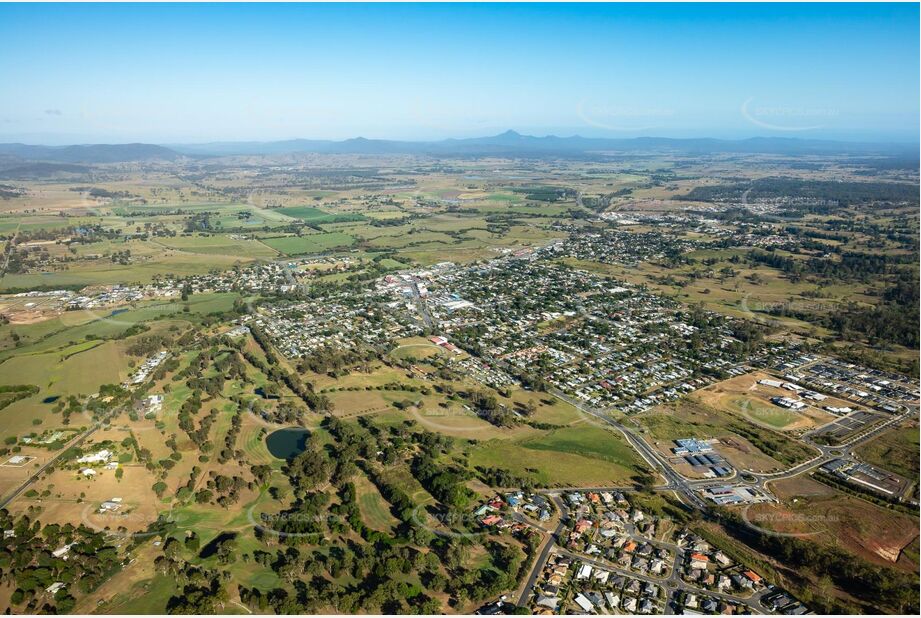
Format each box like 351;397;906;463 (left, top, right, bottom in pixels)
0;3;917;144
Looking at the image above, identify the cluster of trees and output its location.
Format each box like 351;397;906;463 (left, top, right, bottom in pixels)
825;275;919;349
512;185;575;202
183;212;214;233
681;178;918;207
743;247;918;351
410;454;474;510
476;466;535;492
295;346;378;376
247;326;331;413
728;320;767;355
283;435;332;492
239;546;443;614
0;384;39;413
825;299;919;349
0;513;123;614
217;402;244;464
199;472;249;508
459;389;518;428
747;248;915;283
747;257;919;350
155;552;230;614
176;392;215;449
257;400;308;425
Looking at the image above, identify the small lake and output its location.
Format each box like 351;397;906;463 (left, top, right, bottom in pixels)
265;428;311;459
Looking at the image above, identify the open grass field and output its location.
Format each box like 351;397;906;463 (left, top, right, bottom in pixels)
260;232;356;255
388;339;447;361
854;421;920;482
467;440;636;487
310;362;417;391
378;462;436;507
353;470;400;533
155;234;279;259
0;340;127;435
0;229;266;291
326;389;395;418
466;423;646;487
7;461;163;533
518;424;644;468
91;572;178;615
0;444;59;502
0;246;258;291
0;293;236;357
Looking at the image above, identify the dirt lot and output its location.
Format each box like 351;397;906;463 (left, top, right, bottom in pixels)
0;445;59;501
652;433;786;477
7;464;164;534
749;475;919;572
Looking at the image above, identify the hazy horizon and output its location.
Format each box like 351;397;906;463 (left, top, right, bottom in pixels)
1;3;918;145
2;129;920;149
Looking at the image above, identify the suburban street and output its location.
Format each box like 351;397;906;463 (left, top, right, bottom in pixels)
507;376;919;613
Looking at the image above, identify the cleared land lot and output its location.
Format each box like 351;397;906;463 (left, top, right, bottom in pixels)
636;399;817;472
750;475;920;572
690;371;837;432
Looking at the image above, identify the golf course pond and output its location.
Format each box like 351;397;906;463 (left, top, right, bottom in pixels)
265;428;311;459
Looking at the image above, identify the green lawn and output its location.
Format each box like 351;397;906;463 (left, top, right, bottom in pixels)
276;206;365;224
157;234;279;258
467;424;646;488
519;424;645;468
354;472;400;532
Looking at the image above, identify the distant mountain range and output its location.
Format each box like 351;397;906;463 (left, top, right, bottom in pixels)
171;131;918;158
0;142;181;164
0;131;917;164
